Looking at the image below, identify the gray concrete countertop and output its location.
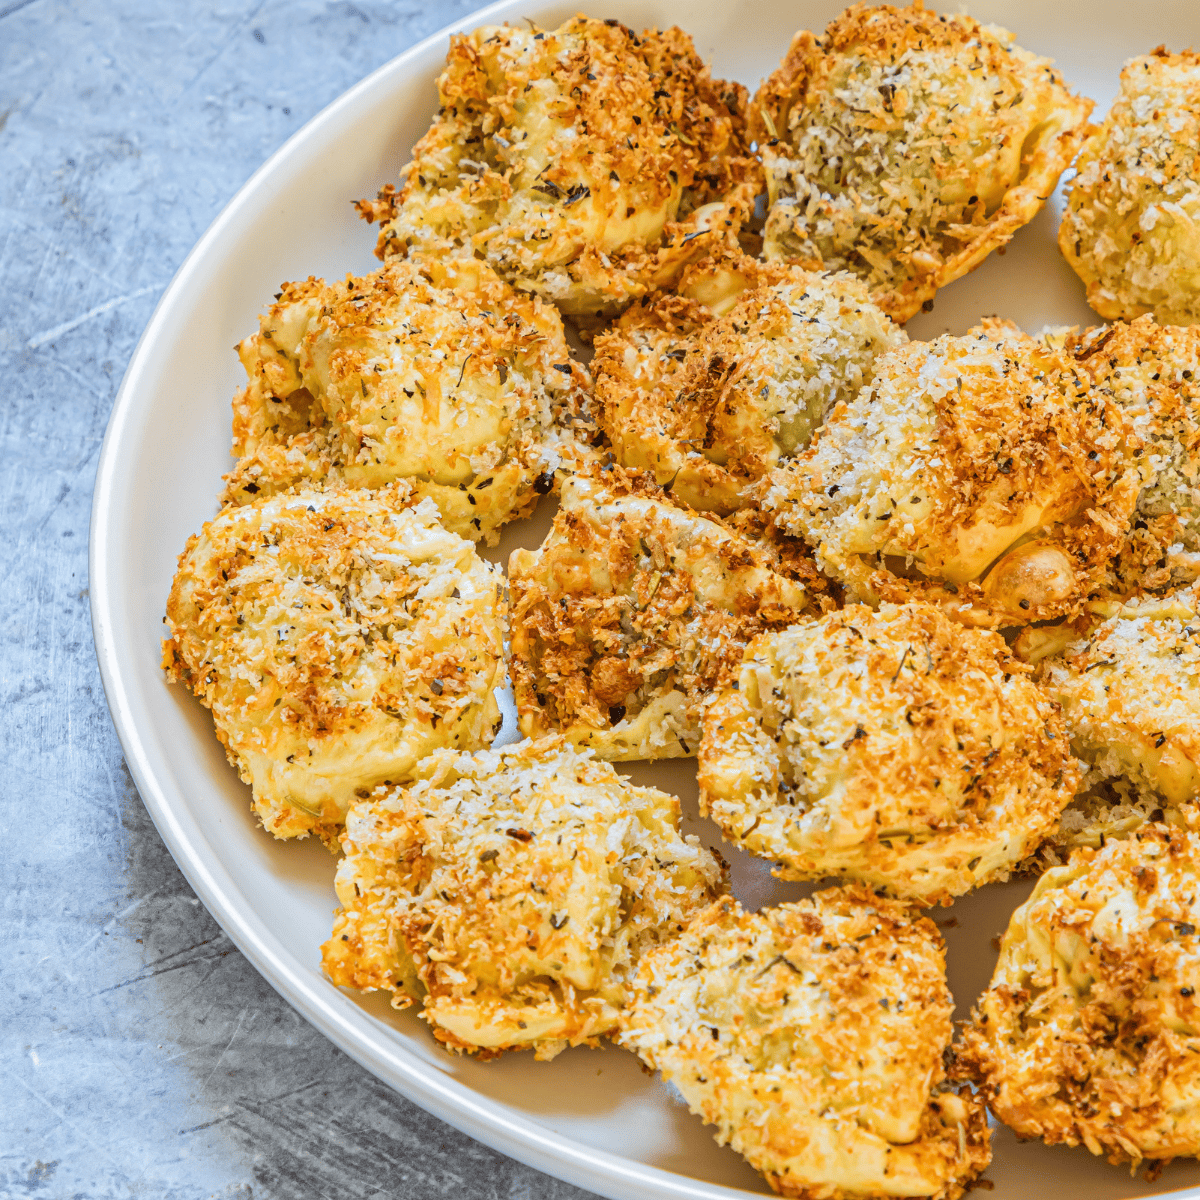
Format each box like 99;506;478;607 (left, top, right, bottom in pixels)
1;3;597;1196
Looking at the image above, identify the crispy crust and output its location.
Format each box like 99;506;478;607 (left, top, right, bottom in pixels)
508;468;813;760
1066;317;1200;594
620;891;991;1199
593;253;905;513
698;602;1081;904
752;3;1092;323
1044;584;1200;806
359;15;761;317
162;487;506;844
759;320;1144;627
1059;48;1200;325
321;736;726;1059
221;255;590;545
957;827;1200;1166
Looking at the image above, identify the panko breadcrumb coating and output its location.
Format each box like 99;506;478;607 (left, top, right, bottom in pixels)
958;826;1200;1168
321;736;725;1059
760;320;1144;628
357;16;759;317
752;3;1092;323
699;603;1081;904
221;256;590;545
162;487;506;844
620;891;991;1199
593;254;906;513
1067;317;1200;593
1059;48;1200;326
1044;584;1200;807
508;469;813;760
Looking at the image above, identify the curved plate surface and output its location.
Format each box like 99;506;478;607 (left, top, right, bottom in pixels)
91;1;1200;1197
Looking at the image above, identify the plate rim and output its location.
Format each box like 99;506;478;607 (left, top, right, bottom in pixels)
86;3;1200;1198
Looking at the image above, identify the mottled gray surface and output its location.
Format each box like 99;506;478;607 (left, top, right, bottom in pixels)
0;3;597;1196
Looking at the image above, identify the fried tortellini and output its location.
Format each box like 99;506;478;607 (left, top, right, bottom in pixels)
1068;317;1200;593
1060;48;1200;326
222;256;589;544
620;891;991;1199
752;3;1092;322
699;602;1081;903
593;254;906;513
508;469;815;760
358;16;759;317
1044;584;1200;808
321;737;725;1059
760;320;1144;627
959;827;1200;1168
162;487;507;844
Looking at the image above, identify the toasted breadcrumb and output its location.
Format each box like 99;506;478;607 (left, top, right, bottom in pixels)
752;3;1091;322
1044;584;1200;806
321;736;726;1059
162;487;505;844
221;256;590;545
509;468;813;760
1066;317;1200;593
759;320;1144;627
699;602;1081;904
594;253;905;513
358;16;760;317
620;891;991;1199
958;826;1200;1167
1059;48;1200;325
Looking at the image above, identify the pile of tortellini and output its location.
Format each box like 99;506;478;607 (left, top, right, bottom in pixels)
162;7;1200;1198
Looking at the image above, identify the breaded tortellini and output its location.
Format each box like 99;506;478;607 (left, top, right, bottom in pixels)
1059;48;1200;325
1068;317;1200;593
760;320;1144;627
162;487;506;844
358;16;759;317
1044;585;1200;808
959;827;1200;1168
508;469;814;760
321;737;725;1060
620;891;991;1199
751;3;1092;322
593;254;906;513
222;256;590;545
699;603;1081;904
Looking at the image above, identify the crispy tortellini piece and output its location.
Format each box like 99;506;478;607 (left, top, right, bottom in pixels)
593;254;906;513
959;827;1200;1168
508;469;814;760
222;256;590;545
1068;317;1200;593
699;602;1080;903
162;487;506;844
1044;585;1200;807
620;891;991;1199
751;3;1092;322
321;737;725;1059
760;320;1144;627
358;16;759;317
1060;49;1200;325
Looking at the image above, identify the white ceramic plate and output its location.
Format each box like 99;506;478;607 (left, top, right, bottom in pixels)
91;2;1200;1197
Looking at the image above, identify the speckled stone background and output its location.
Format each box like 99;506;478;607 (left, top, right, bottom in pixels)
1;3;596;1195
